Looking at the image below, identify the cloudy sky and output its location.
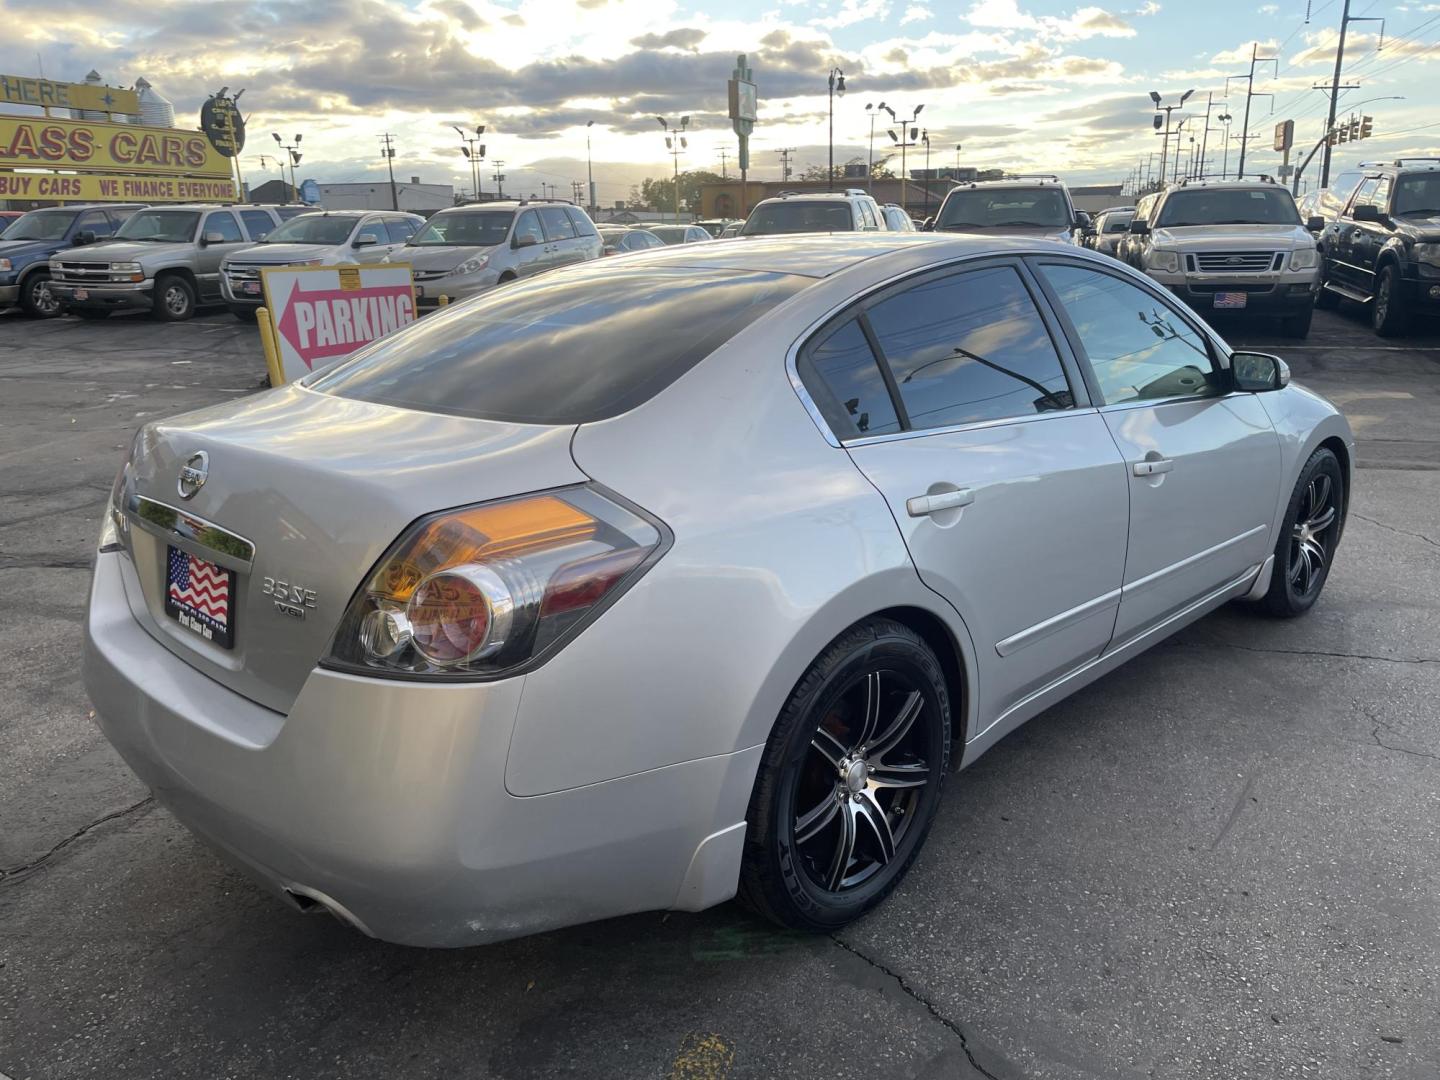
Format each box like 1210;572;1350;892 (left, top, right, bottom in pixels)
2;0;1438;202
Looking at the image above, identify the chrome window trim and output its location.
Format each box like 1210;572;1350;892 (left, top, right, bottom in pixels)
785;249;1094;449
124;494;256;570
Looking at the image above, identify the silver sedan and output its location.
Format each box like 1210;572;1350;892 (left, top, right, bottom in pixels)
85;234;1353;946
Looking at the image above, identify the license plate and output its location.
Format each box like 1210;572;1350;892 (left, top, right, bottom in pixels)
1213;292;1248;309
74;288;89;301
243;281;261;295
164;546;235;649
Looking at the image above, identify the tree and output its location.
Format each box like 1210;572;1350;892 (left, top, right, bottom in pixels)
799;155;895;181
629;170;726;212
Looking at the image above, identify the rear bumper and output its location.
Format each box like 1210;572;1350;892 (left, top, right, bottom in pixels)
52;280;154;312
83;550;754;947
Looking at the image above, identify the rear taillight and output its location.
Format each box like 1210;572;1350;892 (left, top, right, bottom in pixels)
324;486;666;679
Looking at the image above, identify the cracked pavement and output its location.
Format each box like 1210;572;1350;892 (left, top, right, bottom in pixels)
2;304;1439;1079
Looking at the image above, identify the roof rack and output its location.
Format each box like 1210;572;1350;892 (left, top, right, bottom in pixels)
1002;173;1062;182
1392;157;1440;166
844;188;869;196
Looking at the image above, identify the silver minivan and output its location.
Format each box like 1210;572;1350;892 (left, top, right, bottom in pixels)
390;201;603;309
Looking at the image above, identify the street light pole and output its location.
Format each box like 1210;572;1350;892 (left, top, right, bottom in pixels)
921;130;931;216
1148;89;1193;188
453;124;486;203
865;102;885;193
827;67;846;192
657;116;690;220
882;103;923;214
586;120;595;213
272;132;304;202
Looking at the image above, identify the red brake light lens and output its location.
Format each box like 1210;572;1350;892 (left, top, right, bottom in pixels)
326;486;665;679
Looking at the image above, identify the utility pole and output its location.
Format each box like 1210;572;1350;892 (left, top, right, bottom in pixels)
775;147;795;183
378;132;399;210
1197;94;1228;181
716;146;729;179
1227;44;1278;179
492;160;506;200
1318;0;1384;188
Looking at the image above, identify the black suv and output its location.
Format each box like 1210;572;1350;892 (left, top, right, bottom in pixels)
1317;158;1440;336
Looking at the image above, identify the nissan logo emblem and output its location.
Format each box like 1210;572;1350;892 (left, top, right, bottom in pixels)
177;451;209;500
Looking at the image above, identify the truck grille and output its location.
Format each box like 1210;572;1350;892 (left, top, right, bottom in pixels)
1192;251;1282;273
51;262;118;283
225;265;263;282
411;269;450;282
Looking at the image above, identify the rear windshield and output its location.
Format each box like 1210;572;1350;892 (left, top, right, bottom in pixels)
1155;188;1301;227
309;266;811;424
936;187;1071;230
743;202;854;235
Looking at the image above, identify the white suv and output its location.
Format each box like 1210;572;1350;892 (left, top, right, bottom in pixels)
741;190;888;235
1125;179;1322;338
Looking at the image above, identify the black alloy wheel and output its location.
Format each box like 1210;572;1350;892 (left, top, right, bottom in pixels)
739;618;950;932
1261;447;1344;617
1371;264;1409;338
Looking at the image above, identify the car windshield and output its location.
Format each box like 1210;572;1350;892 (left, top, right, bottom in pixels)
261;215;359;244
1155;188;1301;227
116;210;200;243
649;227;689;244
410;211;514;246
310;266;810;424
742;202;854;235
1392;175;1440;216
1;210;76;241
936;187;1071;229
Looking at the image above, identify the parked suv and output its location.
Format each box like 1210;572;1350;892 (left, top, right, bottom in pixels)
220;210;424;318
390;201;602;309
928;176;1090;243
50;204;286;321
0;204;144;317
1317;158;1440;336
1125;179;1322;338
740;190;888;235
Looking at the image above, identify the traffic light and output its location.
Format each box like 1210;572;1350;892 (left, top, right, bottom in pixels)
1360;115;1374;140
1348;116;1362;142
1336;123;1348;144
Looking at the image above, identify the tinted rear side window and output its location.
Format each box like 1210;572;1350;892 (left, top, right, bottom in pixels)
801;319;900;439
310;267;810;424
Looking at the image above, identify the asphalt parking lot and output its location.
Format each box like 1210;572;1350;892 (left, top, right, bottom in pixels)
2;302;1438;1080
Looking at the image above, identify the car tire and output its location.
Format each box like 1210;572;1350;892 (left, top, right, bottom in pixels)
228;306;257;321
152;274;196;322
1371;264;1409;338
19;271;60;318
738;618;951;933
1259;446;1345;618
1281;304;1314;339
71;308;110;320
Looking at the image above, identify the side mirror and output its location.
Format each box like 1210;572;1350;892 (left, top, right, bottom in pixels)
513;233;538;249
1306;215;1325;232
73;230;97;246
1231;351;1290;392
353;232;380;247
1352;203;1383;223
201;231;226;246
1075;211;1093;231
1129;219;1151;235
920;217;935;232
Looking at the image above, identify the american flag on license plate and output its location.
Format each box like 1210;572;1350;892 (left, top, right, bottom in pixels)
167;549;230;625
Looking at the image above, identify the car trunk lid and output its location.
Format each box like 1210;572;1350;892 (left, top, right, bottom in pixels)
118;384;584;713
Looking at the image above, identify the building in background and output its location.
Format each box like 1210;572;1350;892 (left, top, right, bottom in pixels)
318;178;453;212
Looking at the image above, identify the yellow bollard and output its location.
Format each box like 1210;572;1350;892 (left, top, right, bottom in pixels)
256;307;285;387
438;294;450;307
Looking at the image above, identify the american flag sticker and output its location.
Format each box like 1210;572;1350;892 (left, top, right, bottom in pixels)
165;546;235;648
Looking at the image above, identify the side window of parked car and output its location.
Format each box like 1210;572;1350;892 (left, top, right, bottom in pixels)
204;212;244;243
1039;263;1219;404
385;218;417;243
1368;177;1392;211
859;202;879;230
77;209;112;237
802;319;901;439
240;210;276;240
566;207;598;237
513;211;544;246
538;207;576;241
1347;178;1379;215
865;264;1074;430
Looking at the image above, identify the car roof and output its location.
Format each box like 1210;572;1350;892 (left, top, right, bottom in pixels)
1163;179;1287;191
1356;158;1440;173
948;177;1067;190
757;191;870;203
583;231;1070;279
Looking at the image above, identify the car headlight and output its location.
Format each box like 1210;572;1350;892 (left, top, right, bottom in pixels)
1416;242;1440;267
0;258;11;272
109;261;142;272
1289;248;1319;271
454;254;490;276
1144;249;1180;273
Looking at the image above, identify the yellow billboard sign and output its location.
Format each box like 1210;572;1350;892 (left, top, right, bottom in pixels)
0;116;231;178
0;74;139;115
0;172;237;202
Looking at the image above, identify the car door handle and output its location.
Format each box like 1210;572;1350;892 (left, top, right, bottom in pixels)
1132;458;1174;477
906;488;974;517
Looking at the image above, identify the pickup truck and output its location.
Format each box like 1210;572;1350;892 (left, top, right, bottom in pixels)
49;204;294;321
0;204;144;317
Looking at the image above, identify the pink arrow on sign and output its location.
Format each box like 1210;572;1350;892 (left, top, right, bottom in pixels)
275;281;415;369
